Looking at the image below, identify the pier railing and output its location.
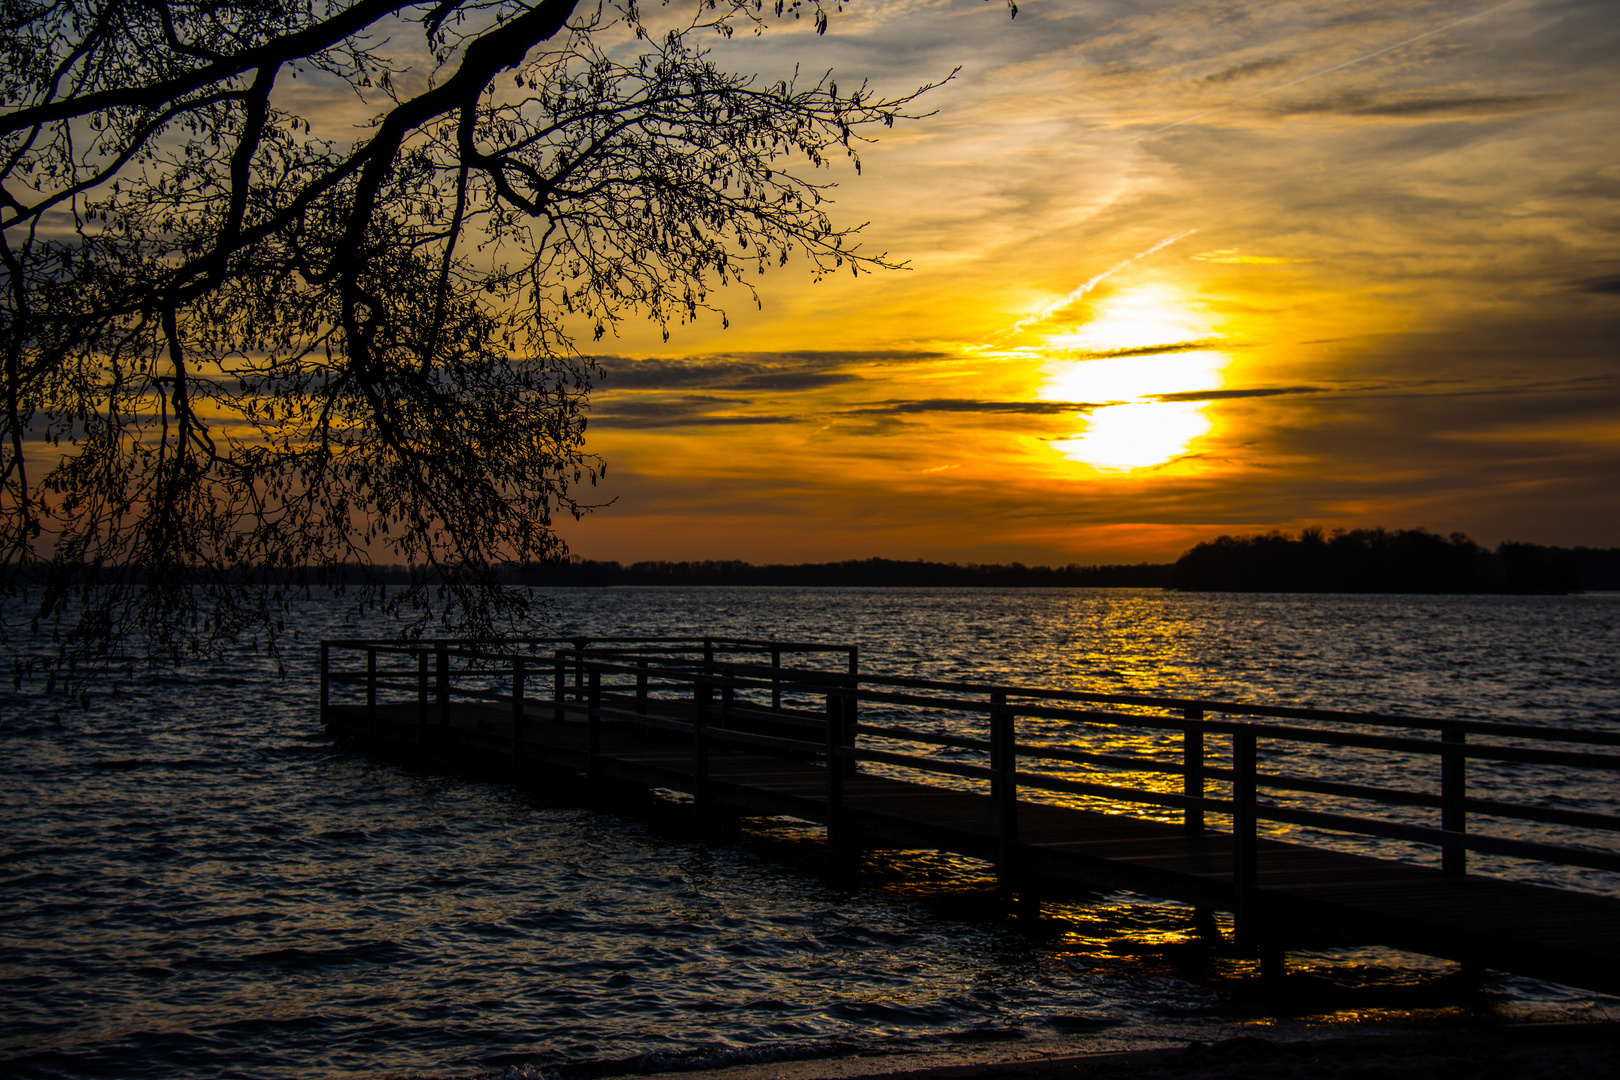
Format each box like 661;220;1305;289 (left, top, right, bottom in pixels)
320;638;1620;913
319;635;857;719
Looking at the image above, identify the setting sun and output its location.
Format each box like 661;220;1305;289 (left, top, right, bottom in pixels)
1050;401;1215;471
1034;286;1229;472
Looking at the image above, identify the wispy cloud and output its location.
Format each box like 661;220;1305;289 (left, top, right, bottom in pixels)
1150;386;1325;402
1066;340;1227;358
590;395;800;429
592;351;944;391
1272;91;1576;118
996;230;1198;339
1192;251;1313;264
1194;56;1293;85
843;398;1104;416
1135;0;1531;139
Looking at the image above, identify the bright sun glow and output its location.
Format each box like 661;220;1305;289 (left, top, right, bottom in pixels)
1036;285;1229;472
1042;351;1228;403
1040;284;1207;353
1049;403;1214;471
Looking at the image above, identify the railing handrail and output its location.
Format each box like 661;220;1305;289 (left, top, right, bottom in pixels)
322;635;853;652
572;650;1620;749
513;692;1620;874
613;656;1620;770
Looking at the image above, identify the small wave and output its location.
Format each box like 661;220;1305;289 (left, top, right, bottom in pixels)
249;940;409;968
184;909;280;929
484;1037;866;1080
172;939;411;972
145;674;250;687
0;845;71;864
132;965;178;979
1044;1014;1124;1033
824;999;964;1025
209;1013;338;1036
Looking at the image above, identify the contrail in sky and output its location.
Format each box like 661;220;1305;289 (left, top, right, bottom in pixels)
997;229;1197;340
1136;0;1525;141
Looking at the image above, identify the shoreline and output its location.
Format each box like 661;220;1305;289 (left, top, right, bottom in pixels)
597;1022;1620;1080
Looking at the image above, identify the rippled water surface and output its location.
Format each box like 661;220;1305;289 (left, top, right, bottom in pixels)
4;589;1618;1079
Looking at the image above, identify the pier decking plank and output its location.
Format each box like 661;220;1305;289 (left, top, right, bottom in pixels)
325;701;1620;996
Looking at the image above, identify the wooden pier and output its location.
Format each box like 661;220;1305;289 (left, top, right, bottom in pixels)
319;637;1620;995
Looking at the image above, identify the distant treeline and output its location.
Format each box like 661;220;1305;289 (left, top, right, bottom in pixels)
503;557;1175;588
0;559;1172;589
16;532;1612;595
1169;528;1620;594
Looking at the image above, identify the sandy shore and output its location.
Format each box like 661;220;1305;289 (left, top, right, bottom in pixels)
382;1022;1620;1079
616;1024;1620;1080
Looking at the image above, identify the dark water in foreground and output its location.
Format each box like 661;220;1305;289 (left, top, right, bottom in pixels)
3;589;1618;1079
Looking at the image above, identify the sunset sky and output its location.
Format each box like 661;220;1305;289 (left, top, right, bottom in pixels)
560;0;1619;565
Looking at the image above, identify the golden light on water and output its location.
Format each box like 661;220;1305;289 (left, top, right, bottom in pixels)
1035;286;1229;472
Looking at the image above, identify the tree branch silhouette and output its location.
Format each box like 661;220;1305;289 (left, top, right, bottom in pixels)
1;0;955;695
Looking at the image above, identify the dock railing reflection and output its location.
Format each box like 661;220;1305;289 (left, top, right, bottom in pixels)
321;638;1620;928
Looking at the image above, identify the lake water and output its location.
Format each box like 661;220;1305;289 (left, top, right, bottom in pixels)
4;588;1618;1079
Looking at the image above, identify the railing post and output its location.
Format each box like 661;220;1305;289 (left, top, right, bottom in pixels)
416;649;429;746
511;657;525;759
553;649;567;722
841;646;860;777
587;666;602;784
770;645;782;710
692;671;710;808
990;691;1018;889
826;688;845;845
365;648;377;719
319;642;330;722
1442;726;1468;876
436;644;449;732
1232;730;1259;946
572;637;587;703
1184;707;1205;834
636;659;648;715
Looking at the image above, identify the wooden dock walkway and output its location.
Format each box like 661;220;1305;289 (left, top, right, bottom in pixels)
320;637;1620;997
